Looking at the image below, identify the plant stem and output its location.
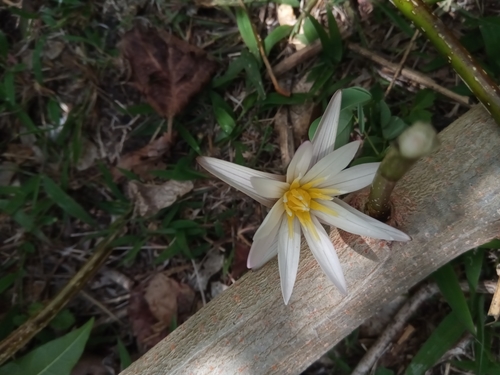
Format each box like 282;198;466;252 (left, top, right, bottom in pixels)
391;0;500;125
366;122;439;220
0;216;128;365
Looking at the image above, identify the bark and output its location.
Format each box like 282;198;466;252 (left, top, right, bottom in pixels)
121;105;500;375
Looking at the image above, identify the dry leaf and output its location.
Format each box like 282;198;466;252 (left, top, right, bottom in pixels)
128;286;167;352
191;251;224;292
230;242;250;279
112;132;171;181
144;273;195;326
71;355;111;375
277;4;297;26
120;27;218;136
126;179;193;216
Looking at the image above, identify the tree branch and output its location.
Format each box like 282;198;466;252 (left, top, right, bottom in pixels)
121;105;500;375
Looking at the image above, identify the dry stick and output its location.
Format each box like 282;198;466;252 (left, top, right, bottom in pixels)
272;41;471;107
120;106;500;375
384;30;420;98
392;0;500;125
351;281;496;375
239;0;290;97
0;217;128;365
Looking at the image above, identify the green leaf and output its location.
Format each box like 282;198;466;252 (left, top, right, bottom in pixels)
264;25;292;55
0;31;8;59
341;87;372;111
335;109;354;148
210;92;236;134
379;101;391;128
377;1;414;37
463;248;483;292
308;16;335;62
0;273;18;294
404;312;466;375
177;126;201;155
4;71;15;106
382;116;407;140
241;49;265;99
479;17;500;66
235;8;260;62
0;318;93;375
33;36;46;84
326;7;343;63
42;175;96;226
49;309;75;331
117;339;132;370
412;89;436;111
212;56;246;88
302;17;319;44
433;263;475;334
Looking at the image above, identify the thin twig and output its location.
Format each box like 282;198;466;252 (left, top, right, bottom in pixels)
272;40;471;107
351;281;496;375
238;0;289;96
385;30;420;98
0;216;128;365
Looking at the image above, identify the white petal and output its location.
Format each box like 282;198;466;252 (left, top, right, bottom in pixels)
302;215;347;294
248;216;281;269
286;141;313;183
318;163;380;194
312;199;410;241
278;217;301;304
253;199;285;241
311;90;342;165
251;177;289;199
301;141;361;185
197;157;284;207
332;198;411;241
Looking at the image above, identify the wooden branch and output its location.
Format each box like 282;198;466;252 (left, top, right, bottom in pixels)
121;106;500;375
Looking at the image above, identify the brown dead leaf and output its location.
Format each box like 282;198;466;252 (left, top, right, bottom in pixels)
128;286;167;353
112;132;171;181
120;27;218;137
71;354;111;375
277;4;297;26
144;273;195;326
126;179;193;216
230;242;250;279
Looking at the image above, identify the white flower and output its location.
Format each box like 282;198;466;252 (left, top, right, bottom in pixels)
197;90;410;304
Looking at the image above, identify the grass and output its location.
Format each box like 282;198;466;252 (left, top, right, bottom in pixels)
0;0;499;374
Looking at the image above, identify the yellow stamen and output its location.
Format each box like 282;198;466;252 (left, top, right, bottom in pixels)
282;177;337;240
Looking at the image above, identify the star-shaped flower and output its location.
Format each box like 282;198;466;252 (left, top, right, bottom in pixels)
198;90;410;304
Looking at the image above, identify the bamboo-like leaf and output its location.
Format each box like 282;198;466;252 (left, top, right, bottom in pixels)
404;312;466;375
235;7;260;62
0;318;93;375
433;263;475;334
42;175;96;226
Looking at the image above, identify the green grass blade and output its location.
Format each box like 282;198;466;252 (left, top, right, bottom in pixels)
42;175;96;226
0;318;93;375
404;312;466;375
463;248;484;292
235;7;260;62
326;7;342;63
264;25;292;55
117;339;132;370
433;263;475;334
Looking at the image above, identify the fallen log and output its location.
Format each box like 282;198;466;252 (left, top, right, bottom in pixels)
122;105;500;375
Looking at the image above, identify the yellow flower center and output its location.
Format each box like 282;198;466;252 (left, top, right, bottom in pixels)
282;177;339;238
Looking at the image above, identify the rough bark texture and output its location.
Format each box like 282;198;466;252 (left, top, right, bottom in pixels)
121;106;500;375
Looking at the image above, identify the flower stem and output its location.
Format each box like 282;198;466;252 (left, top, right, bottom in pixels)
366;122;439;220
391;0;500;125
